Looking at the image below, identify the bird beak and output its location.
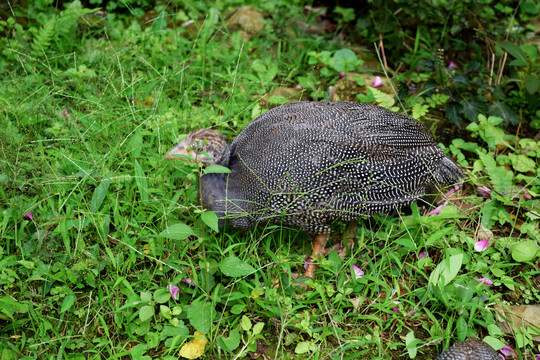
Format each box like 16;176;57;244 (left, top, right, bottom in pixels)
165;137;191;161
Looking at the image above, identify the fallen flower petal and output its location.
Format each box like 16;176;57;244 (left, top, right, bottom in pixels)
477;186;492;198
304;256;311;270
62;109;68;116
445;185;460;196
448;61;457;68
181;278;195;287
328;86;334;99
428;202;448;216
24;212;35;220
474;239;493;252
295;84;302;89
372;76;383;87
339;72;345;78
352;265;364;279
407;308;418;316
476;277;493;286
417;251;429;259
499;345;516;358
167;283;180;300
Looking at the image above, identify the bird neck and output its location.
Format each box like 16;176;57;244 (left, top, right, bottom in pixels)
199;172;228;218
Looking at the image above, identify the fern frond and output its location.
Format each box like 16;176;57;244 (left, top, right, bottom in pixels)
436;48;449;87
32;18;56;55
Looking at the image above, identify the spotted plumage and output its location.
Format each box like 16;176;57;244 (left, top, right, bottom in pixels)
436;340;501;360
168;101;463;233
167;101;464;278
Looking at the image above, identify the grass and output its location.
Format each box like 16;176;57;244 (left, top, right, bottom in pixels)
1;1;539;359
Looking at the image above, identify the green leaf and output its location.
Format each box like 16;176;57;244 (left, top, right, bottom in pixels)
483;123;507;149
489;102;519;126
267;95;287;105
159;223;194;240
218;329;241;352
199;8;219;43
252;322;264;335
508;154;536;173
411;102;429;120
0;297;29;319
201;211;219;232
369;87;396;109
425;227;454;246
141;292;152;303
154;288;171;304
203;165;231;174
333;49;362;73
405;331;422;358
264;62;278;83
295;341;315;354
241;315;251;331
525;74;539;94
151;11;167;32
90;179;110;212
446;101;462;127
134;160;149;202
219;257;256;277
429;254;463;287
230;303;245;315
456;317;468;341
459;96;488;122
499;41;528;66
139;305;155;322
187;299;214;334
60;294;76;313
490;167;514;192
130;343;151;360
510;241;540;262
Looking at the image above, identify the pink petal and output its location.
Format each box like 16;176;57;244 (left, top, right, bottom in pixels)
407;308;417;316
448;61;457;68
476;277;493;286
499;345;516;357
352;265;364;279
304;256;311;270
372;76;383;87
445;185;460;196
339;72;345;78
62;109;68;116
167;283;180;300
390;300;400;313
428;202;448;215
328;86;334;99
295;84;302;89
477;186;492;198
24;212;35;220
181;278;195;287
474;239;493;252
417;251;429;259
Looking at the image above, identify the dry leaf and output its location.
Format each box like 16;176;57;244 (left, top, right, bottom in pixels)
179;331;208;359
495;304;540;341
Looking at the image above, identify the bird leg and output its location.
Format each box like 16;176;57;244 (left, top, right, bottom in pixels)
323;220;358;259
303;233;330;278
342;219;358;257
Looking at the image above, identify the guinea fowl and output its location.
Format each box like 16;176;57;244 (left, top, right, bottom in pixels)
436;339;501;360
166;101;464;278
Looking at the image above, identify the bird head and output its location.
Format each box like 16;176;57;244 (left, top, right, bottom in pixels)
165;129;230;166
